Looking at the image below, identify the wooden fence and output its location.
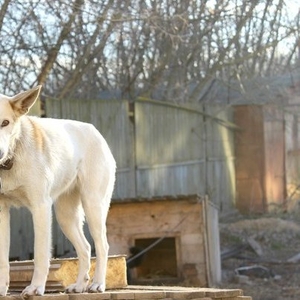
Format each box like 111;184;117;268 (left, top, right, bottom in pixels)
9;98;236;259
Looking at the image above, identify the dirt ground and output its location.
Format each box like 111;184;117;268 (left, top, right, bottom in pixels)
219;212;300;300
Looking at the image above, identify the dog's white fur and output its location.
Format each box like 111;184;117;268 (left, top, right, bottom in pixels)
0;86;116;297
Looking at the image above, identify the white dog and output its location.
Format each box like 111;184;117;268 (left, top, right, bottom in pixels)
0;86;116;297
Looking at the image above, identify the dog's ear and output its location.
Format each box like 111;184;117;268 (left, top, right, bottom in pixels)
10;85;42;116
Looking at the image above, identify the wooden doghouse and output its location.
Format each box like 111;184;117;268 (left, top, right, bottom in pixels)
107;195;221;287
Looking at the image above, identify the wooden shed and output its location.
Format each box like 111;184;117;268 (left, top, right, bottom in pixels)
200;73;300;213
106;195;221;287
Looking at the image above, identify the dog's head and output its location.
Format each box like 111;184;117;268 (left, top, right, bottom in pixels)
0;86;42;163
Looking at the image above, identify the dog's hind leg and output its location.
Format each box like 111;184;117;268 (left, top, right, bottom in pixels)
81;170;115;293
78;133;116;293
54;189;91;293
82;198;110;293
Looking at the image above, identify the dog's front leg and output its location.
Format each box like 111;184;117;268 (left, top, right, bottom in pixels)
21;202;52;298
0;204;10;296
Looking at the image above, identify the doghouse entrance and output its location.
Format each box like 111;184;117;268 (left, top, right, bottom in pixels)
131;237;179;283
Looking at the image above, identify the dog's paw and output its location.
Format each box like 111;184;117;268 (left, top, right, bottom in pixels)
65;282;89;294
21;284;45;298
0;285;8;296
88;282;105;293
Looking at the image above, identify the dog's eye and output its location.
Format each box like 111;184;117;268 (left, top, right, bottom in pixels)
1;120;9;127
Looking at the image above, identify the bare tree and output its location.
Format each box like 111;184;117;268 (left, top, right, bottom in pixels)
0;0;298;106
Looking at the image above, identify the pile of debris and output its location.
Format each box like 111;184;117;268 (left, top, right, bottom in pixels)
220;217;300;284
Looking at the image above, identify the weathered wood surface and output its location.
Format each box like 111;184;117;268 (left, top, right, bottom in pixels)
9;255;127;292
1;285;251;300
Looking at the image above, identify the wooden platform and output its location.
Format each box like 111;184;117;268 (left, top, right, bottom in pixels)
9;255;127;292
1;285;252;300
5;257;252;299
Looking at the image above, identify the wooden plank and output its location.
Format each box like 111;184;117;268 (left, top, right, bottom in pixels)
215;298;251;300
132;291;166;299
0;295;23;300
9;281;63;292
110;291;135;299
2;294;69;300
165;290;206;299
204;104;236;212
263;105;285;210
123;286;243;299
2;286;252;300
200;288;243;298
9;255;127;292
68;293;111;300
203;199;221;285
234;105;265;213
28;295;69;300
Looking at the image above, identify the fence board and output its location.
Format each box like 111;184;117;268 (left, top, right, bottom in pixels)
135;101;206;197
205;105;236;212
285;109;300;207
203;198;221;285
135;101;205;164
136;161;206;197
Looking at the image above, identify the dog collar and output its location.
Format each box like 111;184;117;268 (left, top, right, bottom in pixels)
0;158;13;170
